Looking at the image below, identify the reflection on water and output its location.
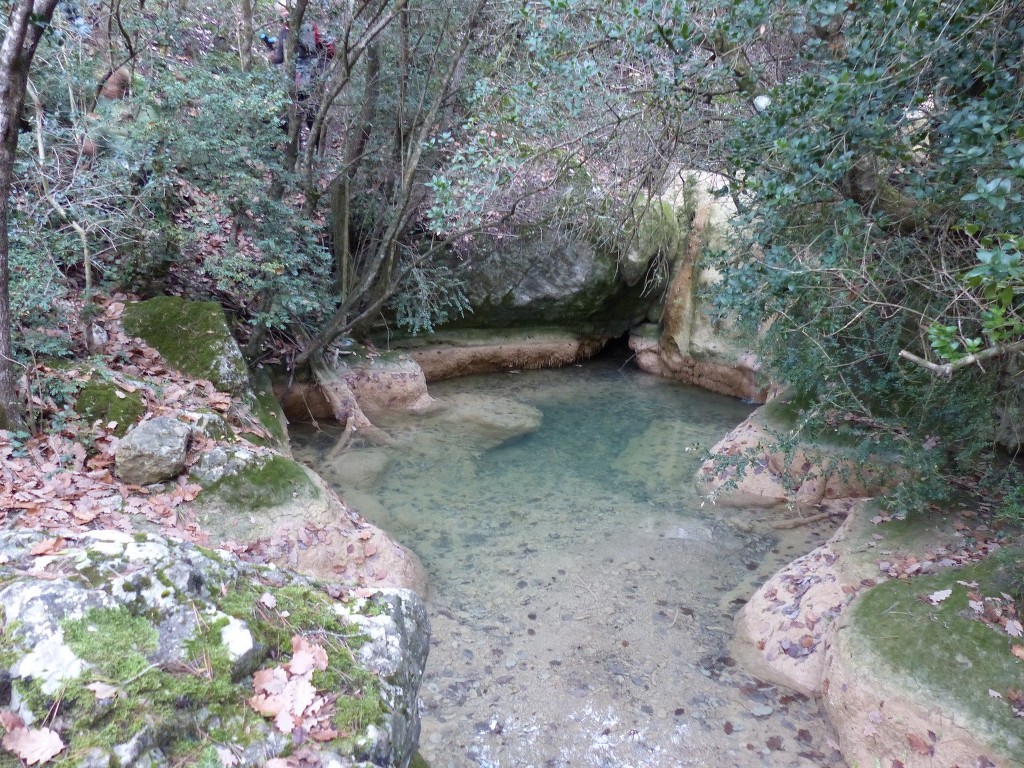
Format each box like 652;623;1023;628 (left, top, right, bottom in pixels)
292;360;846;768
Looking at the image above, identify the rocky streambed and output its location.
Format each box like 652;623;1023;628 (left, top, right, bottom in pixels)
294;361;849;767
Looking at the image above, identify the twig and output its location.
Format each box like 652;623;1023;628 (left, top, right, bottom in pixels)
575;574;599;602
770;510;840;529
899;339;1024;378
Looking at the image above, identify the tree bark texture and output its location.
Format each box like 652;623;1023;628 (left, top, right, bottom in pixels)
0;0;61;429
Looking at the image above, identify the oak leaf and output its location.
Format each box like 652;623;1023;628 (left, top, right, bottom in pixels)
1;726;65;765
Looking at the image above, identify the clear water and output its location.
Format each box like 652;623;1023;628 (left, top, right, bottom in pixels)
292;359;846;768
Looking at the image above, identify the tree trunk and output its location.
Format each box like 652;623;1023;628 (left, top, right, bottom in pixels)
239;0;254;72
0;0;61;430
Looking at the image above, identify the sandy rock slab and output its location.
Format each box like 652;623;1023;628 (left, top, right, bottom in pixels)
192;458;428;595
731;501;880;697
697;402;893;510
408;334;605;380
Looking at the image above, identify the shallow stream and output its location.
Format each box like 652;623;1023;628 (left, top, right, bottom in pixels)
292;359;847;768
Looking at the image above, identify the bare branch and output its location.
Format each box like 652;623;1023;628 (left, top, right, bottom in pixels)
899;339;1024;377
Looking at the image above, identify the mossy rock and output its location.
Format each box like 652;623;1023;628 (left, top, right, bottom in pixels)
203;455;319;511
848;555;1024;759
244;368;289;449
73;380;146;436
0;529;403;767
122;297;250;394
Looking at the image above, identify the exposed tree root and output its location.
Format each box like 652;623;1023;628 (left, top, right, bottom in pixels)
310;354;393;447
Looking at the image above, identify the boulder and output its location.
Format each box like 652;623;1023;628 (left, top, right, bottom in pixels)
436;224;654;338
122;297;250;395
121;297;289;451
0;528;430;768
191;454;428;594
115;416;192;485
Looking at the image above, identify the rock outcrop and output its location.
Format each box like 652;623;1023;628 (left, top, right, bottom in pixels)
697;396;893;511
0;528;429;768
630;170;770;401
115;298;427;594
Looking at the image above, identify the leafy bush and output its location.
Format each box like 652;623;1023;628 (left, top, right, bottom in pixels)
705;0;1024;510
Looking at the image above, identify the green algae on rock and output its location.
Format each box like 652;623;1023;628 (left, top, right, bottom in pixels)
122;297;250;394
73;379;146;437
121;297;288;450
824;555;1024;768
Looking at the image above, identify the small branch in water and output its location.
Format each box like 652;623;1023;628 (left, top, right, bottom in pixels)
770;510;842;529
575;574;599;602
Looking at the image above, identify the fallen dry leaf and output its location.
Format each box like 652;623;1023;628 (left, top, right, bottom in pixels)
1;726;65;765
0;712;25;733
86;681;120;700
214;746;240;767
1011;644;1024;661
28;537;65;557
927;588;952;605
907;732;933;756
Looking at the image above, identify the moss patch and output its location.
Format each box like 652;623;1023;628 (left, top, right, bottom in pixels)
3;573;389;766
42;605;248;761
122;297;249;394
216;579;386;745
73;380;146;436
851;556;1024;754
247;368;289;448
204;455;319;510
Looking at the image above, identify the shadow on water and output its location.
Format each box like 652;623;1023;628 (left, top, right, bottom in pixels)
292;359;847;768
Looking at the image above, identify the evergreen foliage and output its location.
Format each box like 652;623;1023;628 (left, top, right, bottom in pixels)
701;0;1024;508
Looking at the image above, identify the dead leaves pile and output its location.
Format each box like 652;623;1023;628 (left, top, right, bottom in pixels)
249;635;343;758
0;294;275;545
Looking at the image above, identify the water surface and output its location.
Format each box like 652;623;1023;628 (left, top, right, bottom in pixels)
293;360;845;768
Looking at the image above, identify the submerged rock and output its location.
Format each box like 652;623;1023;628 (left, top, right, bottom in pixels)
434;393;543;449
0;528;429;768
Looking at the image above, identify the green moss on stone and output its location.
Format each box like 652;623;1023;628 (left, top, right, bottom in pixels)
248;368;289;448
216;579;386;747
1;559;393;766
851;557;1024;755
122;297;249;393
205;455;317;509
409;751;432;768
64;606;159;680
73;380;146;436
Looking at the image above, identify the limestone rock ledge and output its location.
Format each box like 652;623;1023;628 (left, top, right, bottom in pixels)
733;506;1024;768
0;528;429;768
402;330;606;381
